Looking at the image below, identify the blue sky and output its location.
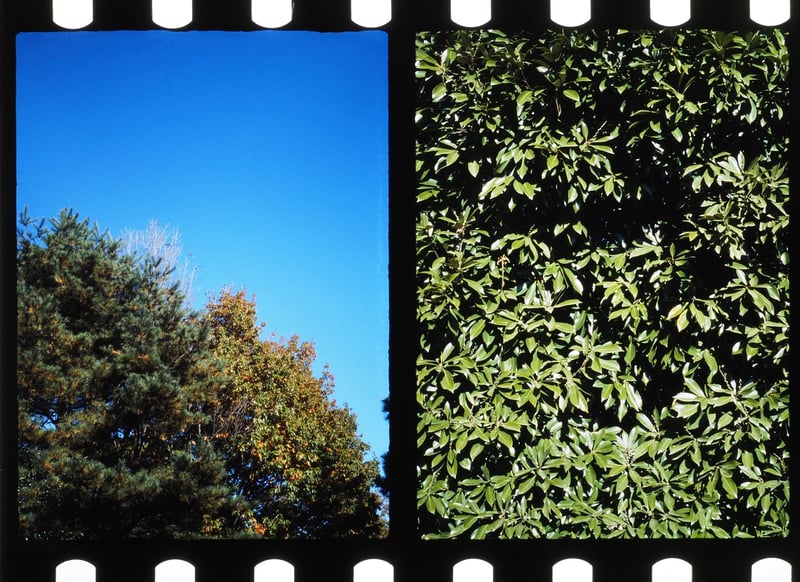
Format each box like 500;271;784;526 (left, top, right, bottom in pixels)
16;30;389;461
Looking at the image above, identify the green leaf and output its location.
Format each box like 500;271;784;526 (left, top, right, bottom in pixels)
567;385;589;412
628;244;659;258
684;377;703;396
676;310;690;332
520;181;536;199
497;431;515;451
594;342;622;354
517;89;533;109
666;303;684;320
465;279;484;294
441;370;456;392
674;402;699;418
563;89;580;103
721;470;738;499
469;443;484;460
636;413;655;432
626;383;642;411
599;358;620;372
703;351;719;379
689;303;711;330
469;319;486;340
591;144;614;154
563;268;583;294
552;320;575;334
517;476;538;495
673;391;697;402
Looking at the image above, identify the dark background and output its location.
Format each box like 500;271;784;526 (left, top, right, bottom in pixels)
1;0;796;581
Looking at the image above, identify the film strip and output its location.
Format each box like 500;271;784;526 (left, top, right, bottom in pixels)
1;1;796;582
14;0;795;29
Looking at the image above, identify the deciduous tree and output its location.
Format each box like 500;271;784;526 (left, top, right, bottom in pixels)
203;289;388;538
121;219;199;305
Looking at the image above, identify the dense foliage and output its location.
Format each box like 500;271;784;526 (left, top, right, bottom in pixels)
416;29;789;538
17;210;386;539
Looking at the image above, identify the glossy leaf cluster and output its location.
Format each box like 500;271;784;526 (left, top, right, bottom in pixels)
416;29;788;538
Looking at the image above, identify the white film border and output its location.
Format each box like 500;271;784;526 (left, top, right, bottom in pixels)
54;557;793;581
50;0;791;29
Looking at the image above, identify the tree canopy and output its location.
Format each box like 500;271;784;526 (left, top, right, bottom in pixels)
203;289;387;538
416;29;789;538
17;209;230;539
17;209;386;539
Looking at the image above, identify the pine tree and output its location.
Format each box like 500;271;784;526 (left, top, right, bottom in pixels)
17;209;233;540
203;289;388;538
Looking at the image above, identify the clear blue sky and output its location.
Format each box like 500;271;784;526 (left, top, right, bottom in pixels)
16;30;389;461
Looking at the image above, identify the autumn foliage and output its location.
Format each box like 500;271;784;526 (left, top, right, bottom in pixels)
16;210;386;539
203;289;387;538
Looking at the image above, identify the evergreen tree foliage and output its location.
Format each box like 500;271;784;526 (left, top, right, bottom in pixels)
203;289;387;538
17;209;233;540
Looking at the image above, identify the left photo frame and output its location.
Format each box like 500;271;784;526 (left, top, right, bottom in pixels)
13;28;389;541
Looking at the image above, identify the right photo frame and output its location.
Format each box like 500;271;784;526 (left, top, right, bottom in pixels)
416;28;789;540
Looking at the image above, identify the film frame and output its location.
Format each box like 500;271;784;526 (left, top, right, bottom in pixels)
0;1;796;581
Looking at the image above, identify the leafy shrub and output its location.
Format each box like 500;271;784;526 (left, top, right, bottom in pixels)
416;29;788;538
